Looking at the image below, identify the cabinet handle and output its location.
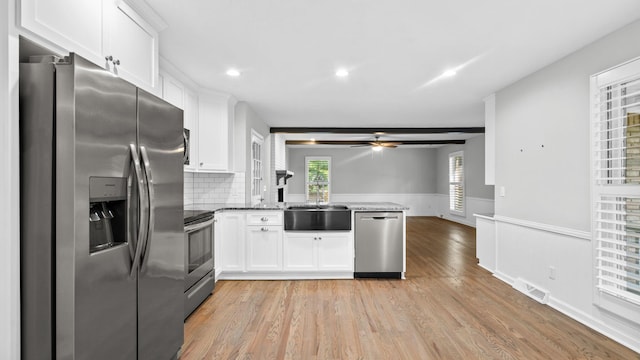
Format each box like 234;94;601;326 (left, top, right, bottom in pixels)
313;237;317;240
261;217;268;222
261;227;268;232
105;55;113;62
318;237;322;240
113;59;121;66
200;162;204;166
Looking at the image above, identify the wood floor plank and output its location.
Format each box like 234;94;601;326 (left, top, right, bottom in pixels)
182;217;640;360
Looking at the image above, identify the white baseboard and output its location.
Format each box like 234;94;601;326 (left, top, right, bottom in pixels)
218;272;354;280
548;296;640;353
490;217;640;354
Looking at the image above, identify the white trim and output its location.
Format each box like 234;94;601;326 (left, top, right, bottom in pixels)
484;93;496;185
495;265;640;352
218;272;354;280
2;1;20;357
548;296;640;353
473;213;495;221
121;0;168;32
493;215;591;240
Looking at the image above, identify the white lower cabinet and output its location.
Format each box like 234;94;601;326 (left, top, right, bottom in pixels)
246;226;283;271
219;212;246;272
283;232;354;272
217;211;353;279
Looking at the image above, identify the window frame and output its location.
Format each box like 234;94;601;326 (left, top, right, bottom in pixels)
590;56;640;322
448;151;465;216
250;130;264;205
305;156;331;203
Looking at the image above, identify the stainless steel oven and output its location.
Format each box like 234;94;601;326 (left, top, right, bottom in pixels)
184;210;215;319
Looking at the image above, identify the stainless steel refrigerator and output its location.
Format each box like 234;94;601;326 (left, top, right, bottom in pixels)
20;53;184;360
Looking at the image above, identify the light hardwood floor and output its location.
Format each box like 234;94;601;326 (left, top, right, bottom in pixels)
182;217;639;359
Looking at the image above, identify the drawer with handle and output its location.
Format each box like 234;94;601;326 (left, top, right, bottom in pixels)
246;211;283;226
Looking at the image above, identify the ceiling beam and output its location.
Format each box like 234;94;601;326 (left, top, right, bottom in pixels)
271;127;484;134
286;140;466;146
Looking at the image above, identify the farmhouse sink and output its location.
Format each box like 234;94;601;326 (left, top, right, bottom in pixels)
284;205;351;231
287;204;349;210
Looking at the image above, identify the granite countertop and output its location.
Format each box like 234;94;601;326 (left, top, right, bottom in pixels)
185;202;409;213
184;202;284;212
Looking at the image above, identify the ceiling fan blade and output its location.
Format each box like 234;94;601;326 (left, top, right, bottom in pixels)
381;142;401;147
350;144;371;148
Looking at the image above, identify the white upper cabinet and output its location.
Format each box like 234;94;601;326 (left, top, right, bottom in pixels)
20;0;105;65
20;0;161;94
160;72;185;109
198;92;235;172
103;1;159;93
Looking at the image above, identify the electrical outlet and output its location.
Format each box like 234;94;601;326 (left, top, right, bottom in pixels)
549;266;556;280
499;186;506;197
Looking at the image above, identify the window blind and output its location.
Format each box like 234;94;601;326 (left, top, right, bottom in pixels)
449;152;464;214
593;69;640;306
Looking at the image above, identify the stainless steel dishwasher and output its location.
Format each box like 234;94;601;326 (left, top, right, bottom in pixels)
354;212;404;279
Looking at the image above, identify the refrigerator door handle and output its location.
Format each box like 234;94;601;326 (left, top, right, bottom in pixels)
139;145;155;272
129;144;149;277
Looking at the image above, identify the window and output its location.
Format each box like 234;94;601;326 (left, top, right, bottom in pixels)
592;58;640;312
305;156;331;203
449;151;464;215
250;131;263;205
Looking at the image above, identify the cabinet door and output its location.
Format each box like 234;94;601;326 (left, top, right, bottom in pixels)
283;232;316;271
220;212;246;271
20;0;105;66
104;1;159;93
316;233;353;271
161;73;184;109
198;93;230;171
183;90;198;171
246;226;282;271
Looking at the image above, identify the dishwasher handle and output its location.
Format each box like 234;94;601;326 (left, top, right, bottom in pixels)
361;216;399;220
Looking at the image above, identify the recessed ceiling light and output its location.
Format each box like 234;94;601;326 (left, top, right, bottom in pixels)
335;68;349;77
226;69;241;77
442;69;457;77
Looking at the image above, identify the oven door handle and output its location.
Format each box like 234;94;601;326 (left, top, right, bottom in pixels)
185;218;215;233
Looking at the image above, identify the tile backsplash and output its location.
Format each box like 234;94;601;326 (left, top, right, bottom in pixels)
184;172;245;205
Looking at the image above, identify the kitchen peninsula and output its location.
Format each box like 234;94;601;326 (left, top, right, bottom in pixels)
185;202;408;280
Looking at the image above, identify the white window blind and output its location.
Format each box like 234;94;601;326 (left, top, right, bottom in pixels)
449;151;464;214
593;62;640;307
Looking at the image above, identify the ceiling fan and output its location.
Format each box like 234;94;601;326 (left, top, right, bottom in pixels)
351;136;401;150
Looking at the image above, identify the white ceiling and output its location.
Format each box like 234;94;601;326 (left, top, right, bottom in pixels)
147;0;640;130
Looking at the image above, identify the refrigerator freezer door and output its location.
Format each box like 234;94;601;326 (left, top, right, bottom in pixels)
57;54;139;360
136;89;185;360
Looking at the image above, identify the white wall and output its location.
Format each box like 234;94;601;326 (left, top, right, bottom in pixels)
285;147;439;216
285;145;494;221
1;0;20;357
493;19;640;352
287;147;437;194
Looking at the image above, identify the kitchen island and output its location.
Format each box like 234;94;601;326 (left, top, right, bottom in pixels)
184;202;408;280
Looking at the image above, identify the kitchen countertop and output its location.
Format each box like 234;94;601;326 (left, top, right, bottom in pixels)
184;202;409;213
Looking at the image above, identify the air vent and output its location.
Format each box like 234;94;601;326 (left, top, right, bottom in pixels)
513;278;549;304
